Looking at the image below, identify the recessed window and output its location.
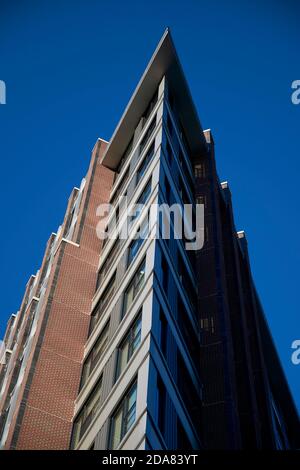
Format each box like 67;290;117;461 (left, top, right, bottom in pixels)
116;137;133;174
110;380;137;449
123;260;146;317
90;272;116;334
71;376;103;448
137;179;151;206
157;376;166;437
96;238;120;291
116;313;142;380
142;89;158;122
130;179;152;223
127;218;149;267
194;163;205;178
166;113;173;136
137;142;155;184
159;309;167;357
164;177;171;205
178;255;196;312
161;255;169;293
110;167;130;206
166;140;172;163
64;204;76;238
139;117;156;154
80;321;110;389
200;317;215;334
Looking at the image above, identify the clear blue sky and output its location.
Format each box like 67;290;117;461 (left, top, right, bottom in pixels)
0;0;299;412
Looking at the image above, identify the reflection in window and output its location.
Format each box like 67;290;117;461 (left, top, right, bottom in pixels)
80;321;110;389
123;260;146;317
137;142;155;184
116;314;142;379
71;377;103;448
110;381;137;449
90;272;116;334
127;218;149;267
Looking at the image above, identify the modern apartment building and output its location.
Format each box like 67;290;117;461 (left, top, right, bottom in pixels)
0;29;299;450
0;141;114;449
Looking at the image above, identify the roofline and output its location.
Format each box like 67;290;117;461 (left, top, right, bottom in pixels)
101;28;206;170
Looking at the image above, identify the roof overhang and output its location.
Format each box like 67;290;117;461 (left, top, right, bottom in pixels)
101;28;206;170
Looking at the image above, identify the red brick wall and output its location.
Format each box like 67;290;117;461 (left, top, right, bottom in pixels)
3;139;114;449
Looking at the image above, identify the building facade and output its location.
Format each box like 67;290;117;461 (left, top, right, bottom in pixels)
0;141;114;449
0;29;299;450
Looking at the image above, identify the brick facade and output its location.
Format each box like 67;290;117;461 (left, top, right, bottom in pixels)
0;139;114;449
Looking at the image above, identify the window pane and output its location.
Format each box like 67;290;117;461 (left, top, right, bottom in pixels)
72;377;102;448
138;180;151;205
137;142;155;182
90;274;115;334
117;340;129;377
123;285;134;314
111;407;123;450
127;219;148;267
132;318;142;352
123;261;145;316
133;265;145;295
125;386;137;432
110;381;137;449
116;315;142;379
92;323;109;366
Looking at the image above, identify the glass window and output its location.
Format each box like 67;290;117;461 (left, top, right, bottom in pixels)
127;218;148;267
116;137;133;174
96;239;120;291
71;377;103;448
157;376;166;437
110;381;137;449
90;272;116;334
161;255;169;292
166;113;173;136
194;163;205;178
166;140;172;162
159;309;167;357
178;254;196;312
130;179;152;223
164;177;171;205
142;89;158;122
123;260;146;316
139;117;156;154
137;142;155;184
116;314;142;379
110;167;130;206
80;321;110;389
137;179;151;206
